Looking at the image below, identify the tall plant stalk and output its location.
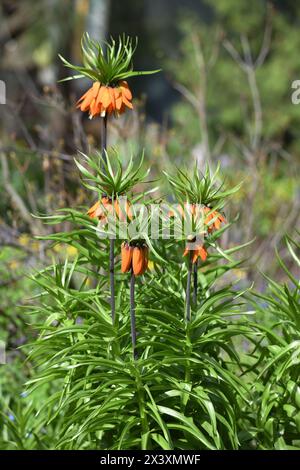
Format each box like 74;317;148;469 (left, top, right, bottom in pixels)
130;268;137;360
100;115;107;165
109;238;115;323
186;252;192;322
193;260;198;306
100;115;115;323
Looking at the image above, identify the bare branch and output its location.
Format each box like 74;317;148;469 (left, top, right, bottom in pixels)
223;39;247;72
241;35;253;67
255;3;273;68
223;35;262;151
173;82;199;109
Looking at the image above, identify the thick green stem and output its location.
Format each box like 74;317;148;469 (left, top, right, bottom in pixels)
193;259;198;306
100;114;108;165
130;269;137;359
186;252;192;322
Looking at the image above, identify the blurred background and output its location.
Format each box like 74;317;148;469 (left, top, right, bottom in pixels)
0;0;299;352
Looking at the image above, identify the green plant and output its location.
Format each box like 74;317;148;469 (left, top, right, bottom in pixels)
18;145;262;450
249;234;300;450
25;253;254;449
2;24;299;452
8;30;261;450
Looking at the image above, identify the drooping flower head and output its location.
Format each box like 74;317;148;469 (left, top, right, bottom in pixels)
77;80;133;118
183;240;208;264
121;241;148;276
59;33;160;118
165;164;241;263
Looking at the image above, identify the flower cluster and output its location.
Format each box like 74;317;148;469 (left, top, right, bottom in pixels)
169;202;226;264
62;32;239;358
165;164;241;269
77;80;133;118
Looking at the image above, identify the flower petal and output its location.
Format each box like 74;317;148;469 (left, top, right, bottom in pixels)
121;242;133;273
100;86;111;108
108;87;116;110
133;247;145;276
92;81;101;98
122;94;133;109
87;200;100;218
119;81;132;100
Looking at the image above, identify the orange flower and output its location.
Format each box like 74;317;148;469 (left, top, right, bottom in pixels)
121;243;148;276
183;244;208;264
203;206;226;233
87;196;112;220
169;203;225;231
168;202;198;218
76;80;133;118
114;199;133;222
132;246;148;276
142;245;149;272
87;197;132;222
121;242;133;273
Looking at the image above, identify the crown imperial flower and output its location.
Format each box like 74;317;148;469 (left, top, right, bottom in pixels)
183;243;208;264
121;242;148;276
77;80;133;118
59;33;160;119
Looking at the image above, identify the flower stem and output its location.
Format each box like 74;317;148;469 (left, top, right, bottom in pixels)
100;114;108;165
186;252;192;322
100;115;115;323
193;259;198;307
109;238;115;323
130;268;138;360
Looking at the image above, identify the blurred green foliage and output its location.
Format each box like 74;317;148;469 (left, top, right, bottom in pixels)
169;0;300;146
